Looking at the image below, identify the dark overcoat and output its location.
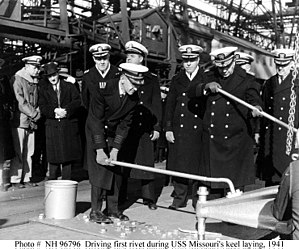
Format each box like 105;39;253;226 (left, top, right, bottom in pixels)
258;73;299;182
82;65;120;171
38;79;82;164
189;66;261;188
165;69;205;175
119;72;162;179
0;75;15;162
86;78;140;190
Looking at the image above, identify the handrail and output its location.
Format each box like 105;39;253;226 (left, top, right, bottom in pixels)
111;160;238;194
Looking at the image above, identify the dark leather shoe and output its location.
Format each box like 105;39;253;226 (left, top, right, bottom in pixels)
147;202;157;210
168;204;187;210
12;183;25;189
24;182;38;187
168;205;177;210
89;210;113;224
109;212;129;221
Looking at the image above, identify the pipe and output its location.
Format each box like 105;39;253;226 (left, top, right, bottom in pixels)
110;160;237;194
217;88;298;133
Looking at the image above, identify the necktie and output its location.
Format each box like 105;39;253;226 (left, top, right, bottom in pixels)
54;85;60;107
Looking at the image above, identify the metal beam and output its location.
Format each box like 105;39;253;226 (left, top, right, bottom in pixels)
0;17;66;37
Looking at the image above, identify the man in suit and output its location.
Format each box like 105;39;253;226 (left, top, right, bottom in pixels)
119;41;162;210
87;62;148;223
188;46;262;195
38;62;82;180
257;49;299;186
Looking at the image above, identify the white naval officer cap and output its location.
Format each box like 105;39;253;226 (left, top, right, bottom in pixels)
22;55;42;65
235;52;254;65
271;48;295;66
125;41;148;57
119;62;148;85
210;47;238;67
89;43;111;58
179;44;203;59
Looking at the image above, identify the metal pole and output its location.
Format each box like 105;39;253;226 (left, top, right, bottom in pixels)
110;160;237;194
217;88;298;133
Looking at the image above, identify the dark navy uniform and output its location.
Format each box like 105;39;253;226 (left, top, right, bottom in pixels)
119;71;162;202
87;77;140;214
189;65;261;189
165;68;205;207
273;161;299;239
82;65;120;171
82;65;120;110
258;73;299;183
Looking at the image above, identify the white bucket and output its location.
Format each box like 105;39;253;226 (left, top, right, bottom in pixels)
44;180;78;219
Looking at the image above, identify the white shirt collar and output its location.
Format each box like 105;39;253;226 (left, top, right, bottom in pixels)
53;81;60;90
186;66;199;81
119;77;125;96
97;63;111;78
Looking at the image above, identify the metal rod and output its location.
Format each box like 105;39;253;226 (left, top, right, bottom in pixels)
111;160;236;193
217;88;298;133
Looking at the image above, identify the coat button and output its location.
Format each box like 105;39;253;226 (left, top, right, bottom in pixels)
180;124;184;128
226;113;229;117
212;101;215;105
181;114;184;117
224;136;228;139
211;124;214;127
194;125;197;129
280;107;283;110
181;103;185;106
225;125;228;128
211;112;214;116
210;135;214;139
182;93;186;96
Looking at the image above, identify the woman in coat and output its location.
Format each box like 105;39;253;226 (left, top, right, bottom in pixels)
38;62;81;180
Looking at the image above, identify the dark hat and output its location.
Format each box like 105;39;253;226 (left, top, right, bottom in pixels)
125;41;148;57
22;55;42;65
235;52;254;65
179;45;203;59
89;43;111;58
119;63;148;85
210;47;238;67
271;48;295;66
43;62;59;76
75;69;84;79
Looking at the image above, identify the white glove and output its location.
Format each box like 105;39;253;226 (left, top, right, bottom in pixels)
166;131;175;143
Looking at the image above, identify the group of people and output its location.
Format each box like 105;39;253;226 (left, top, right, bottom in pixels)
1;40;299;238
